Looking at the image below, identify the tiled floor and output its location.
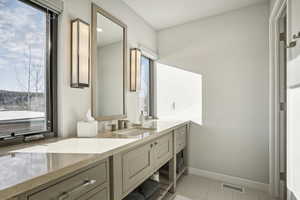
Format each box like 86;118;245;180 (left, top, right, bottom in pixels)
174;175;275;200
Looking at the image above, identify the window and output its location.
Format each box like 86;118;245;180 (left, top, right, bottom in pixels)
139;56;153;116
0;0;57;141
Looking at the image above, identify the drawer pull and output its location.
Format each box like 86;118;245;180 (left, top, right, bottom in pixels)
58;179;97;200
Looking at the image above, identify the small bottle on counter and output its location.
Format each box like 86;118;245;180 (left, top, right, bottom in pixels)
139;111;144;126
118;120;124;130
124;120;130;129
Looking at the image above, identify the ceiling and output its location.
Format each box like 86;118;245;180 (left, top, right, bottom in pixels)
122;0;268;30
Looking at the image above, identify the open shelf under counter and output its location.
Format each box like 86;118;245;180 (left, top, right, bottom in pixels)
159;192;176;200
176;166;187;181
157;174;174;200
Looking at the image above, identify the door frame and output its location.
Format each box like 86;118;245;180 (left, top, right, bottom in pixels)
269;0;287;197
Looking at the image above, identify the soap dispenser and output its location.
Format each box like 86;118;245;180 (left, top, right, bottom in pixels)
139;111;144;125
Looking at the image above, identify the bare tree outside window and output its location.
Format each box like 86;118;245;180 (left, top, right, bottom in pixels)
13;44;46;112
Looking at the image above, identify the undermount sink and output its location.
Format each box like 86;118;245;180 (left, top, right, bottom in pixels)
131;121;158;130
114;128;153;138
111;121;158;139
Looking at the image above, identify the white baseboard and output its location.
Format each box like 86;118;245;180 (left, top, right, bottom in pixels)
188;167;269;192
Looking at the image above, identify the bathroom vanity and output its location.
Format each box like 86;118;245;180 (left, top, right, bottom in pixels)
0;3;190;200
0;121;189;200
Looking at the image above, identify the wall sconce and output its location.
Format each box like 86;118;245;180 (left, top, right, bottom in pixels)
130;48;142;92
71;19;90;88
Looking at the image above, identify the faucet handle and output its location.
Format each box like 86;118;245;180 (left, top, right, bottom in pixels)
118;120;125;130
123;120;130;129
108;124;117;132
293;32;300;39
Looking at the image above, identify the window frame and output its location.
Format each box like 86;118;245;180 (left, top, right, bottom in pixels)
140;55;154;117
0;0;58;145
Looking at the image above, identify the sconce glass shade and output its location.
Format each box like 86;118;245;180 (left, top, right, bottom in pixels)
130;48;142;92
71;19;90;88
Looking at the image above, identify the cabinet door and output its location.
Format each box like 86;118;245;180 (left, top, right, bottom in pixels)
175;126;187;153
154;133;173;169
287;0;300;88
122;142;153;193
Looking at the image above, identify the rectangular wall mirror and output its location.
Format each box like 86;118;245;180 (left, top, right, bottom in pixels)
91;4;127;121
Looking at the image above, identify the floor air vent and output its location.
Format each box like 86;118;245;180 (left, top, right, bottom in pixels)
222;183;244;193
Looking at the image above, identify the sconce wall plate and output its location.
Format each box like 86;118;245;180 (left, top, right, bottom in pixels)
71;18;90;88
130;48;142;92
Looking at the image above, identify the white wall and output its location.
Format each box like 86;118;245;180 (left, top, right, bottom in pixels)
270;0;276;13
57;0;157;137
158;3;270;184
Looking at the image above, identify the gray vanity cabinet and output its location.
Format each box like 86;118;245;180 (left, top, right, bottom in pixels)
122;132;173;194
153;133;173;170
122;142;153;193
111;132;174;200
5;123;189;200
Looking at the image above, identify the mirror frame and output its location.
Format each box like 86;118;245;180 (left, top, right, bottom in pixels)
91;3;127;121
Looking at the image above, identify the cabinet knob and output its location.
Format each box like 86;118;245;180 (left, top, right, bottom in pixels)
287;41;297;48
150;144;153;148
58;179;96;200
293;32;300;39
154;142;158;145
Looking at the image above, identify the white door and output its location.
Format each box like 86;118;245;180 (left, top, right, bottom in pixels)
286;0;300;199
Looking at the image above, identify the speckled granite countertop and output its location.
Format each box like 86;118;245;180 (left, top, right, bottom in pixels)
0;120;189;200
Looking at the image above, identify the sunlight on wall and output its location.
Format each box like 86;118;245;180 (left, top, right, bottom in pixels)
156;63;202;125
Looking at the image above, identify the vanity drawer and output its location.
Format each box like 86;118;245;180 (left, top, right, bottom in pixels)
78;185;108;200
175;126;187;153
154;133;173;169
28;160;108;200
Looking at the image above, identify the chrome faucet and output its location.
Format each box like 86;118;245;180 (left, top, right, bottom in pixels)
118;120;129;129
